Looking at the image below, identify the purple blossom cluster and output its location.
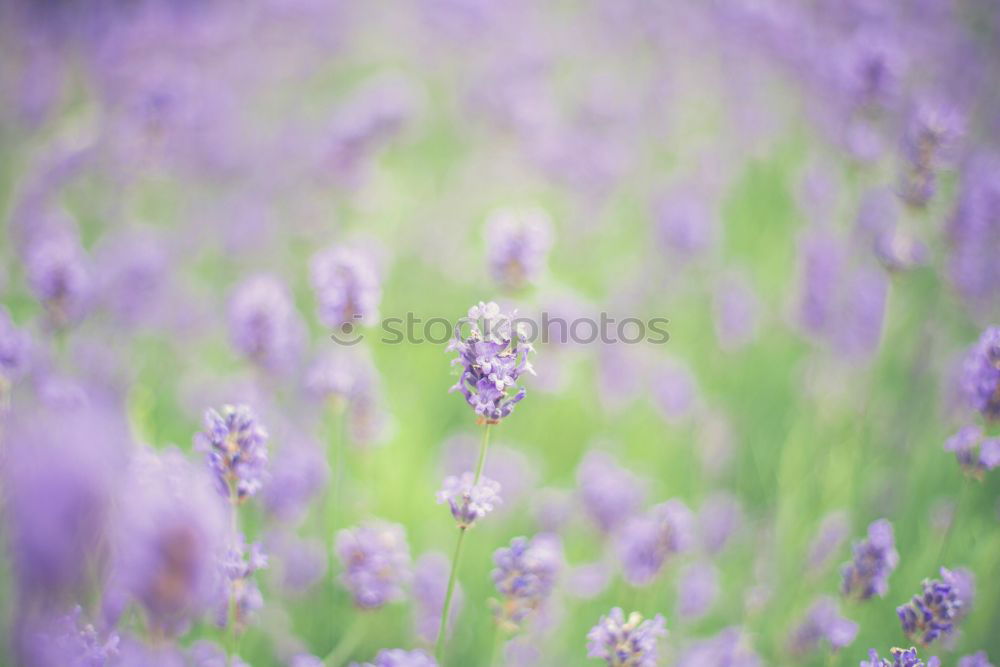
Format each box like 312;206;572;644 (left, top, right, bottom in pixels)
491;534;563;629
436;472;502;529
841;519;899;600
586;608;667;667
862;647;940;667
960;327;1000;421
788;597;858;654
335;520;412;609
896;568;973;645
617;500;696;586
484;207;554;290
944;426;1000;478
310;245;382;332
448;301;534;422
194;404;270;502
217;537;269;630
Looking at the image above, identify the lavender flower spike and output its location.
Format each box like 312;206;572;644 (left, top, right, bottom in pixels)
586;607;667;667
436;472;502;528
617;500;695;586
862;647;940;667
216;536;268;631
491;534;563;629
309;245;381;332
485;206;554;290
841;519;899;600
194;404;269;502
789;597;858;653
351;649;438;667
897;568;972;645
944;426;1000;478
335;520;411;609
448;301;534;423
960;327;1000;420
957;652;994;667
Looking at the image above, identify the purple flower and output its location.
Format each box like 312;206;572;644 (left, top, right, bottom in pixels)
948;156;1000;314
789;597;858;653
617;500;695;586
862;647;941;667
586;608;667;666
698;492;744;554
309;245;381;331
194;404;269;502
334;520;411;609
264;531;328;594
110;447;227;637
436;472;502;528
448;301;534;423
898;100;964;208
653;190;718;256
944;425;1000;478
308;348;392;447
485;206;554;290
676;627;762;667
841;519;899;600
260;433;329;522
807;511;850;573
226;274;304;372
650;360;699;424
960;327;1000;420
24;228;91;327
713;272;760;351
958;652;994;667
491;534;563;628
94;228;169;328
351;649;437;667
677;563;719;620
290;655;325;667
18;606;120;667
216;536;268;630
576;450;645;535
412;552;463;644
897;567;973;645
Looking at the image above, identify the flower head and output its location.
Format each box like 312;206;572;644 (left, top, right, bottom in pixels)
944;425;1000;478
897;567;973;645
24;229;91;327
448;301;534;422
436;472;502;528
617;500;695;586
485;207;554;290
957;652;994;667
335;520;411;609
789;597;858;653
351;649;437;667
960;327;1000;420
216;536;268;630
309;245;381;331
194;404;269;502
586;607;667;667
841;519;899;600
576;450;645;535
862;647;940;667
491;534;562;628
226;274;304;372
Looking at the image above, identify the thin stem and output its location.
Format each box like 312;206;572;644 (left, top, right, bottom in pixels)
323;613;368;666
435;424;493;664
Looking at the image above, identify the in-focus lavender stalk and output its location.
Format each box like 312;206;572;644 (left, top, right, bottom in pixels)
841;519;899;600
585;607;666;666
896;567;973;645
861;646;940;667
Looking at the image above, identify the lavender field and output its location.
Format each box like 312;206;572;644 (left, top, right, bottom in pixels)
1;1;999;666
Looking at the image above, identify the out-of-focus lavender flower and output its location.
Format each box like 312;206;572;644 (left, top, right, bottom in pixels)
491;534;563;629
944;425;1000;478
95;228;169;327
413;552;463;644
533;487;575;533
306;347;367;405
898;100;964;208
960;327;1000;420
448;301;534;422
586;607;666;666
653;190;718;256
676;627;762;667
874;226;929;272
18;606;120;667
862;647;940;667
194;404;269;502
335;520;411;609
216;537;268;630
111;447;227;637
833;267;887;360
698;492;743;554
436;472;502;528
189;639;235;667
617;499;696;586
713;272;760;351
227;274;305;372
567;560;613;600
261;435;329;522
290;654;325;667
484;206;554;290
576;450;645;535
948;156;1000;314
789;596;858;653
308;347;392;447
650;360;699;424
309;245;381;332
24;228;92;327
807;511;850;573
0;306;31;390
677;563;719;620
836;29;904;109
3;405;126;606
265;531;328;595
957;653;994;667
897;567;972;645
841;519;899;600
796;229;844;337
350;649;437;667
597;342;647;415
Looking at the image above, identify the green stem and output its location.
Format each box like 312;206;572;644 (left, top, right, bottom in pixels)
323;613;368;666
435;424;493;664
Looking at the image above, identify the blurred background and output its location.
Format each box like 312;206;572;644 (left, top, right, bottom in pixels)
1;0;999;665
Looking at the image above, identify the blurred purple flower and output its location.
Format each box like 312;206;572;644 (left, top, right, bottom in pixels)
448;301;534;423
699;492;744;554
944;425;1000;478
807;510;850;573
194;404;270;502
94;228;169;328
261;432;329;522
576;450;645;535
862;647;940;667
958;652;994;667
216;536;268;630
484;206;554;290
650;360;699;424
948;155;1000;314
350;649;437;667
960;327;1000;420
226;274;305;372
617;499;696;586
653;191;718;256
309;245;381;331
789;596;858;653
677;562;719;620
0;306;32;389
334;520;411;609
676;627;762;667
265;531;328;595
491;534;563;629
443;435;538;515
841;519;899;600
713;272;760;351
17;606;120;667
24;228;92;327
586;607;666;666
